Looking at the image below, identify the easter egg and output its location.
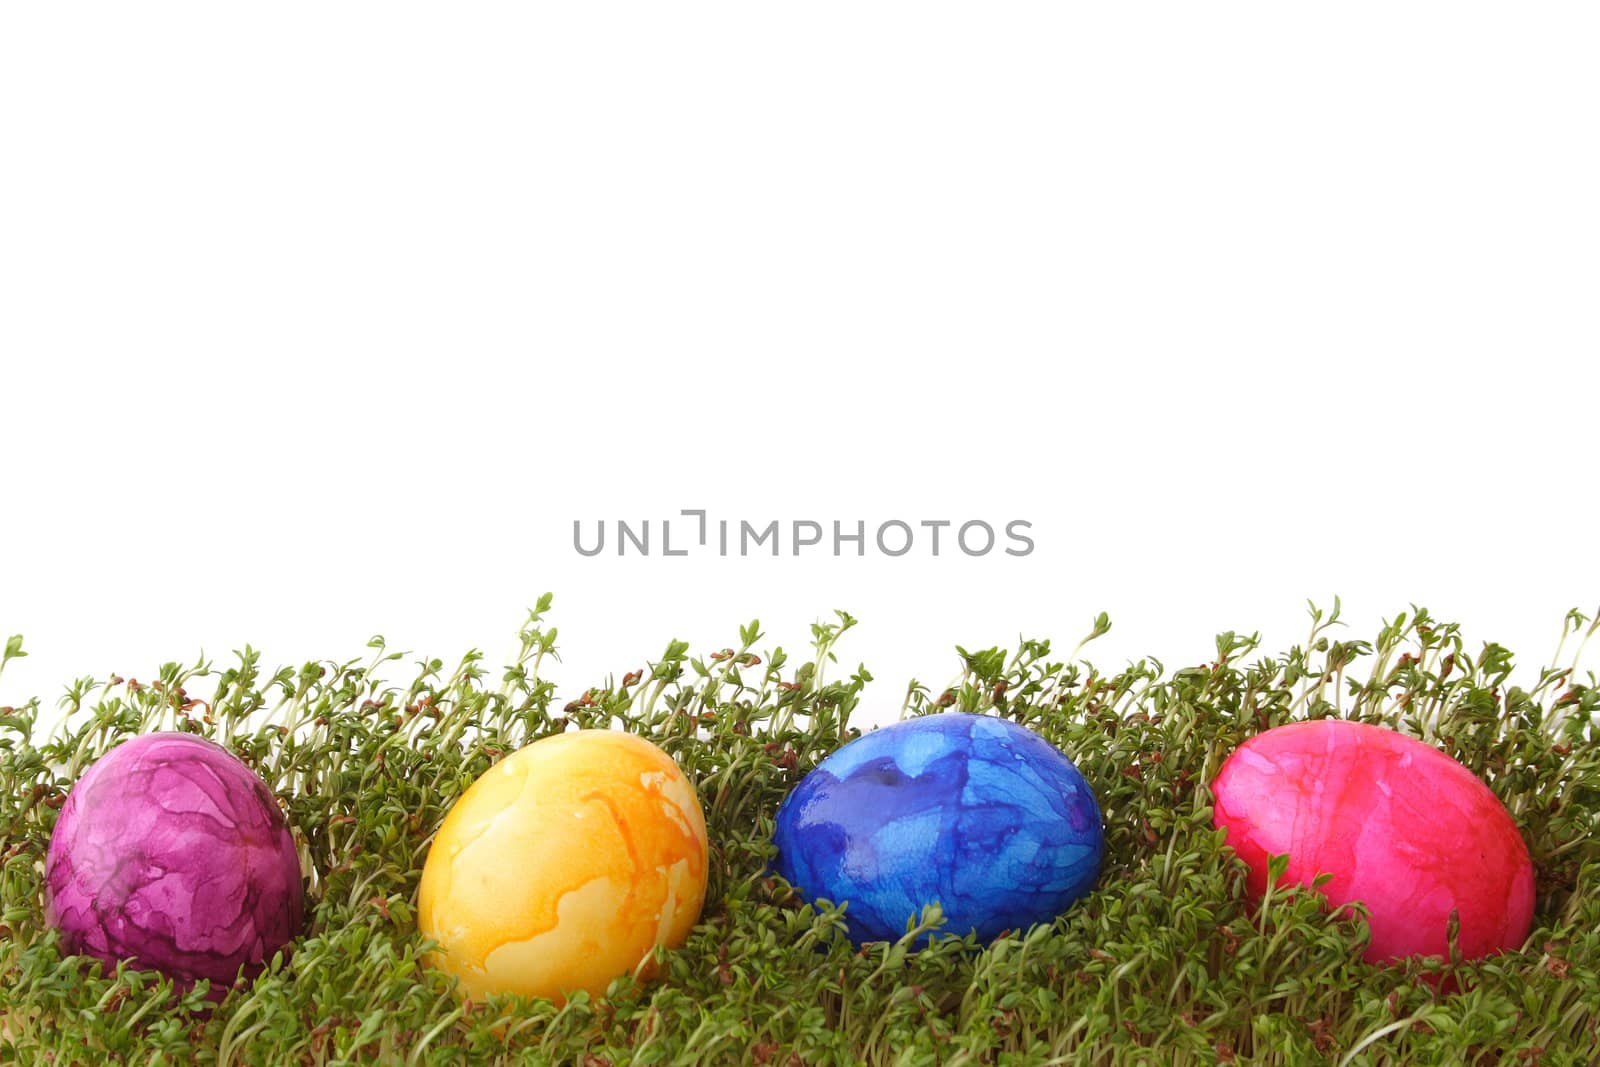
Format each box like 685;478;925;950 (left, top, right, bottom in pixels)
1212;719;1535;963
418;730;708;1004
772;712;1103;945
44;732;304;995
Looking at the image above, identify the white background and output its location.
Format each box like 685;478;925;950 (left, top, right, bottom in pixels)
3;4;1597;729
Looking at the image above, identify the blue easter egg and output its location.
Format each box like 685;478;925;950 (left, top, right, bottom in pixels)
772;712;1103;945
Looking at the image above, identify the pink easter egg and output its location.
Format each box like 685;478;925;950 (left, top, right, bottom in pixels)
1212;719;1534;964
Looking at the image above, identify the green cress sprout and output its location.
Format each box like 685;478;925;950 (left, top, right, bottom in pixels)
1;599;1598;1065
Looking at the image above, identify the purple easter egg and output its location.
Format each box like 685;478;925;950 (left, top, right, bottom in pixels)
44;732;304;995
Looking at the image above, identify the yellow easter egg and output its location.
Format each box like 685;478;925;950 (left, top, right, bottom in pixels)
418;729;709;1004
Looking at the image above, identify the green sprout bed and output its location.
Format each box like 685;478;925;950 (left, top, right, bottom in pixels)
2;598;1598;1066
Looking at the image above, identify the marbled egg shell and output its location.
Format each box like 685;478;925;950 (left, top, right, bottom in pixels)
773;712;1103;945
1212;719;1535;963
44;732;304;996
418;730;708;1004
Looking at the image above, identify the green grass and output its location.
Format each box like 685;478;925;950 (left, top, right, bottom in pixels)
2;599;1597;1066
